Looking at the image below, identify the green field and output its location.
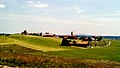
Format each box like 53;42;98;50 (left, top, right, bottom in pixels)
0;35;120;67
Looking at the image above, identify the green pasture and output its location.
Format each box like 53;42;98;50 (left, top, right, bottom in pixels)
0;35;120;62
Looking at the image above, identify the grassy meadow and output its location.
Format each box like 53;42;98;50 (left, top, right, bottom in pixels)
0;35;120;67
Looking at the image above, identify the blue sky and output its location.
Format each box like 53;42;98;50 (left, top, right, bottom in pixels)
0;0;120;35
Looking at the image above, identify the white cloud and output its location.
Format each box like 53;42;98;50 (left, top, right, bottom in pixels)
87;17;119;23
76;10;83;13
27;1;48;8
75;6;84;14
50;6;85;14
75;6;79;10
7;13;17;16
37;1;41;4
0;4;5;8
2;14;119;26
21;6;25;8
28;1;34;4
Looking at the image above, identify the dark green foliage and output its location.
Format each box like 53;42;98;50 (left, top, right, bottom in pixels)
90;40;109;47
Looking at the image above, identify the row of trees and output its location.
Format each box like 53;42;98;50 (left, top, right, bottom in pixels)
21;30;55;37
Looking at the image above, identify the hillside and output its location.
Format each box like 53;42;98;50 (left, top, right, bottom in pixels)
0;35;120;67
6;35;66;51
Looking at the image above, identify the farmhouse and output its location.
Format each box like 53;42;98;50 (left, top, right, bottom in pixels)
60;36;90;47
60;32;103;47
42;32;55;37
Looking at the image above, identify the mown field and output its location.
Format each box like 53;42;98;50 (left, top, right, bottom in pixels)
0;35;120;68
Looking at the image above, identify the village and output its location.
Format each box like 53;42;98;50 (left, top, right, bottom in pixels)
21;30;104;48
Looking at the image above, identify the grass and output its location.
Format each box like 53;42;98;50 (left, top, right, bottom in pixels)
0;35;120;67
43;40;120;62
7;35;66;51
0;44;42;54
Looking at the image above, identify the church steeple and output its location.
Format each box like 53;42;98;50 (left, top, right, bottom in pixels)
71;31;73;36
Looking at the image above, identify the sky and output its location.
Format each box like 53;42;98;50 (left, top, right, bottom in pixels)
0;0;120;35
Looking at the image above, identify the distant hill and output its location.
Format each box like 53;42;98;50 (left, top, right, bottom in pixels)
102;36;120;40
77;34;120;40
